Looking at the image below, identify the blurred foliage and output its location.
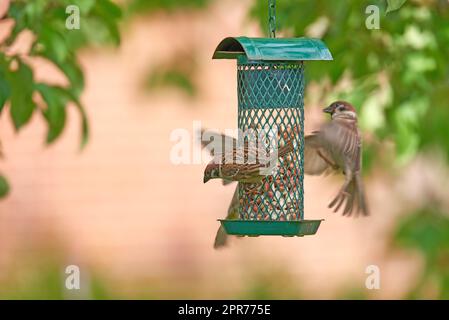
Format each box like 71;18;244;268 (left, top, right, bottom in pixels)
0;1;218;199
126;0;212;14
2;0;122;143
0;246;308;299
237;269;303;299
144;52;199;98
146;68;197;98
0;0;122;198
0;258;113;299
0;174;9;197
251;0;449;168
125;0;213;100
386;0;408;13
393;208;449;299
337;288;368;300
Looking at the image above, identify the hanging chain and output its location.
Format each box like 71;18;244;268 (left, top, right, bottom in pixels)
268;0;276;38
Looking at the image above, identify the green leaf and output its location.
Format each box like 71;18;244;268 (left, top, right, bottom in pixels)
8;61;35;130
35;84;67;144
40;26;68;64
64;89;89;149
36;51;85;99
55;57;85;98
102;19;121;46
0;175;10;198
0;69;11;114
36;83;88;148
97;0;122;19
77;0;96;13
93;0;123;45
128;0;210;13
75;99;89;150
386;0;407;14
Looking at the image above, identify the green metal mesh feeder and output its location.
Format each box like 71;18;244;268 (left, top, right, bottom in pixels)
211;3;332;237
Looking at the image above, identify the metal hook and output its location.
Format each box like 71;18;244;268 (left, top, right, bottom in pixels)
268;0;276;38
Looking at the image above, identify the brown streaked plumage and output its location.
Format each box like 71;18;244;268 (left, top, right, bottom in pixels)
201;127;295;248
200;129;237;186
304;101;369;216
203;142;293;183
203;133;294;184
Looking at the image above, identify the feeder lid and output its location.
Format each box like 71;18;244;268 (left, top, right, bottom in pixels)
213;37;332;61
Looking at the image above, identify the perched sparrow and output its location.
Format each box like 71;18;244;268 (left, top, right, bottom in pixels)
203;135;293;184
201;127;294;248
304;101;369;216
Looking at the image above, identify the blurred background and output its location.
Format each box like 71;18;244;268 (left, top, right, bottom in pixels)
0;0;449;299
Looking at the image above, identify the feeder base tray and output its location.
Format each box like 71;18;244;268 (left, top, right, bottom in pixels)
219;219;323;237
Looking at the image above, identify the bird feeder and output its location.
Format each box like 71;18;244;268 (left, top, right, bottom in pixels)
212;1;332;237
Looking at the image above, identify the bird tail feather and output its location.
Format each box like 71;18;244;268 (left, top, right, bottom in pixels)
213;226;228;249
329;175;369;217
354;174;369;216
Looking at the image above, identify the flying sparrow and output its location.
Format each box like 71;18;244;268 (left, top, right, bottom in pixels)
304;101;369;216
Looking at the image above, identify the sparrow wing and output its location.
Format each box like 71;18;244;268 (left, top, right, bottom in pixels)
304;134;336;175
201;129;237;157
221;165;240;180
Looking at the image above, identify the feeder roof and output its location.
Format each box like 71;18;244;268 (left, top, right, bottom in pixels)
212;37;332;61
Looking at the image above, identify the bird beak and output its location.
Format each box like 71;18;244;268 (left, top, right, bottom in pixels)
323;106;333;114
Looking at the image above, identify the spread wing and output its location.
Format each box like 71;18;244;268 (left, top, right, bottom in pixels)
304;119;361;175
221;165;240;179
201;129;237;157
304;134;334;175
